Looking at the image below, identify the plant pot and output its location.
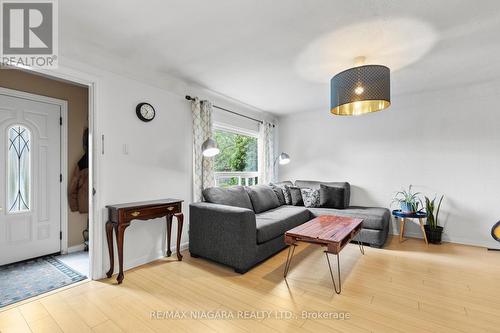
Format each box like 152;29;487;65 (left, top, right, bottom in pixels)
400;202;415;213
424;225;443;244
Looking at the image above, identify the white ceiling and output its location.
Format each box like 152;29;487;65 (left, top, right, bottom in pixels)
61;0;500;114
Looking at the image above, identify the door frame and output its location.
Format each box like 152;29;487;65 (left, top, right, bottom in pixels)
0;87;68;254
9;65;102;280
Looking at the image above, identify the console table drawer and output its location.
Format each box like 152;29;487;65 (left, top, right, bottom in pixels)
125;203;181;220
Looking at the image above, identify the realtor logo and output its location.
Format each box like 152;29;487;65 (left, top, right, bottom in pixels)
1;0;58;68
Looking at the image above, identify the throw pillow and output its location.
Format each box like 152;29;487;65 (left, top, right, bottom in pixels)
202;186;254;210
300;188;320;208
272;183;291;205
245;185;281;213
319;184;346;209
286;185;304;206
269;183;286;205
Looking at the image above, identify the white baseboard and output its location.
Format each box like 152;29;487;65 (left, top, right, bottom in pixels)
67;244;86;253
108;241;190;277
389;230;486;248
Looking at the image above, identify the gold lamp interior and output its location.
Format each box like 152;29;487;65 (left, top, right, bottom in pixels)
331;100;390;116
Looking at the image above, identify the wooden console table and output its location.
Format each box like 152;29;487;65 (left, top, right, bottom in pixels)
105;199;184;284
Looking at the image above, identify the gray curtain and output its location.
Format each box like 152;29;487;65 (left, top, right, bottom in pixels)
192;98;215;202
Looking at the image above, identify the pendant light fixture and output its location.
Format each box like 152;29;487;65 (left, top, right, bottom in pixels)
330;56;391;116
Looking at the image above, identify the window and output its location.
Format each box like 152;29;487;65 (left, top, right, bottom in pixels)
214;126;258;187
8;125;31;213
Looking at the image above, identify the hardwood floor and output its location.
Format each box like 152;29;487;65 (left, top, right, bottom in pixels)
1;235;500;333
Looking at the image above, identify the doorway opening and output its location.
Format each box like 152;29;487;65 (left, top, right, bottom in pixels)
0;68;92;307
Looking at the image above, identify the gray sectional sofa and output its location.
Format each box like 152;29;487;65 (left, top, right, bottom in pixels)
189;180;390;273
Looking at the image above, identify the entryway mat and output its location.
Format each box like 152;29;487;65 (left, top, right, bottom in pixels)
0;255;86;308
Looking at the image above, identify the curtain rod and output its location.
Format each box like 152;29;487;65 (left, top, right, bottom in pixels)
185;95;275;127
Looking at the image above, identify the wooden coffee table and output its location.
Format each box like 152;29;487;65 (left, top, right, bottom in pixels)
284;215;364;294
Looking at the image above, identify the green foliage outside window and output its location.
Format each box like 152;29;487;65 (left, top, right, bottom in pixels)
214;129;258;187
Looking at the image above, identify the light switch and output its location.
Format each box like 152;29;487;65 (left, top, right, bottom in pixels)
123;144;129;155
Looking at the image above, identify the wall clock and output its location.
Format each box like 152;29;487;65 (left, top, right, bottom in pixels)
136;102;155;122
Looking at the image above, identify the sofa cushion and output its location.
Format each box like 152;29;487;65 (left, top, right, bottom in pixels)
271;183;292;205
269;183;286;205
319;184;346;209
307;206;390;230
245;185;281;213
286;186;304;206
255;206;310;243
275;180;293;186
295;180;350;208
300;188;320;208
202;186;253;210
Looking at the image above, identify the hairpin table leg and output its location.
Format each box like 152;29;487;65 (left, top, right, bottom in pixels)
283;244;297;278
358;232;365;255
325;251;342;294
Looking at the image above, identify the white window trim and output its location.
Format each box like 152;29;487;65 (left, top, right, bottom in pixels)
213;122;260;186
214;122;259;138
214;171;259;186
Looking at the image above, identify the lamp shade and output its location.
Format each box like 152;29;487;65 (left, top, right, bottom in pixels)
278;152;290;165
492;221;500;242
331;65;390;116
202;138;220;157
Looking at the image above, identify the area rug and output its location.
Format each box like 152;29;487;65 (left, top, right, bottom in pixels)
0;256;86;308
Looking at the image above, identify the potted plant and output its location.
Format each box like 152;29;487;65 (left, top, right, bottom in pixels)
424;195;444;244
392;185;422;213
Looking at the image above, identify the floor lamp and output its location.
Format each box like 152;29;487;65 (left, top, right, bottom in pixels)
274;152;290;166
488;221;500;251
201;138;220;188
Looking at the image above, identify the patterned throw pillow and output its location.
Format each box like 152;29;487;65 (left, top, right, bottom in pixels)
271;183;291;205
300;188;320;208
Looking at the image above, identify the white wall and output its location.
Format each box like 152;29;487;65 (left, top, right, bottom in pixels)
99;72;192;272
278;80;500;248
47;59;274;279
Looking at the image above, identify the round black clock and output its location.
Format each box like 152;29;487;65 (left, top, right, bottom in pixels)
136;102;155;122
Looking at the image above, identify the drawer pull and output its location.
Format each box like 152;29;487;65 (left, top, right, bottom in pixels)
167;206;175;211
130;211;140;217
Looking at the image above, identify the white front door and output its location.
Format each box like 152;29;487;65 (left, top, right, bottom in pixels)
0;92;61;265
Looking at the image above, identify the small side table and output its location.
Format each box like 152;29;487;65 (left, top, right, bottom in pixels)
392;210;428;245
